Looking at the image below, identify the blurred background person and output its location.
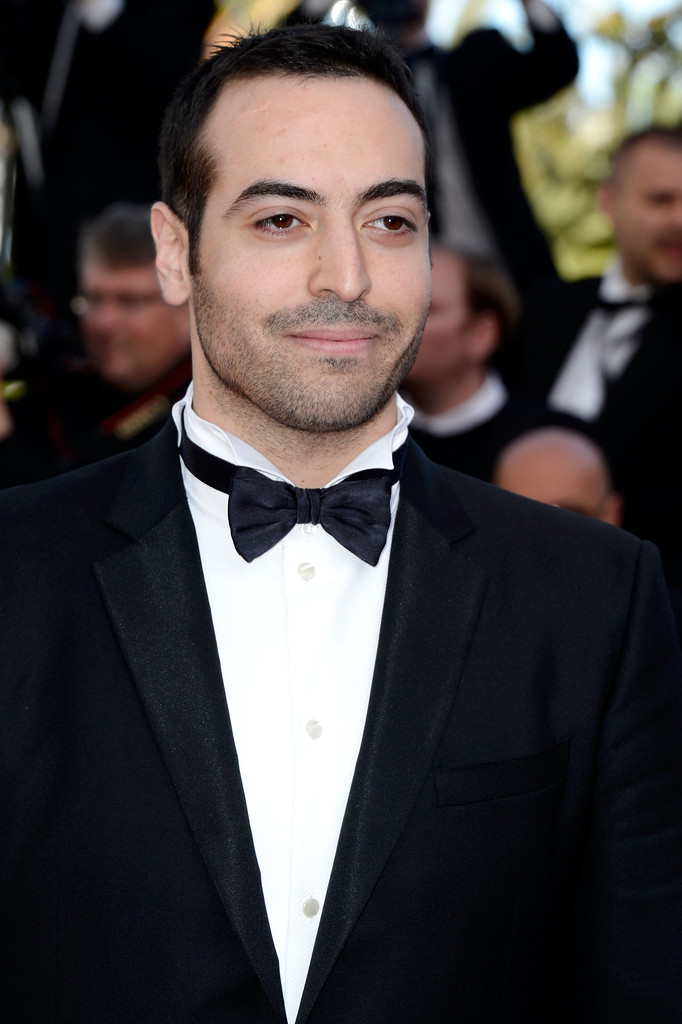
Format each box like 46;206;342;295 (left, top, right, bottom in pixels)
493;426;623;526
0;0;214;319
73;202;191;396
285;0;578;297
503;127;682;579
402;244;591;481
0;202;191;487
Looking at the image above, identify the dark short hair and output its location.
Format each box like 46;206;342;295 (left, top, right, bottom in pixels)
158;23;431;273
454;249;521;343
609;126;682;184
77;202;155;271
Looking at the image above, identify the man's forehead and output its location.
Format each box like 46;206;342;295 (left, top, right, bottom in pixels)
203;73;425;175
617;141;682;186
207;70;407;112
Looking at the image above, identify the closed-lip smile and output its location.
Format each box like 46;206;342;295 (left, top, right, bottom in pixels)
288;328;377;353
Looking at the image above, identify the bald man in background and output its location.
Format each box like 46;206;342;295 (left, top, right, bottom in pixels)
493;427;622;525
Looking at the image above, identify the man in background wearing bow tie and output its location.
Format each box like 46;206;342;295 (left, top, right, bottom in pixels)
1;25;682;1024
503;127;682;596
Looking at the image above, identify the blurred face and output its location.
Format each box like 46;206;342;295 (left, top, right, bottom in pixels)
155;74;431;441
494;434;622;526
601;140;682;286
78;261;190;392
405;248;473;385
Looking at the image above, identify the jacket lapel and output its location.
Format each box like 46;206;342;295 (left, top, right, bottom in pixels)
93;423;286;1023
296;443;489;1023
601;290;682;432
93;428;489;1024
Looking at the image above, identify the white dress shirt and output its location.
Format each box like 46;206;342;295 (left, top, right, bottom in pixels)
548;261;653;421
172;385;412;1023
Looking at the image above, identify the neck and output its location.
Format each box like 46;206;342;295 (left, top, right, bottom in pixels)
191;374;399;488
617;256;656;289
406;367;486;416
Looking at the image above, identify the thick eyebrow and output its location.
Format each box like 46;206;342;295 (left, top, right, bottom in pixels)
356;178;428;213
226;180;324;216
225;177;428;217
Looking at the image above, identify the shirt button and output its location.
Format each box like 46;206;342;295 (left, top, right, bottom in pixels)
302;897;320;918
306;719;323;739
302;523;318;536
298;562;315;581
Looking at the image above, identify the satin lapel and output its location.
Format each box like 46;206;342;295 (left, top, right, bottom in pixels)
93;424;286;1023
296;444;489;1023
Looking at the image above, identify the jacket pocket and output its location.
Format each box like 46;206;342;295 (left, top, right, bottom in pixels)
435;738;569;807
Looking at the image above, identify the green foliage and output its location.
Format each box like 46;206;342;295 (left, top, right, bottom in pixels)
513;4;682;279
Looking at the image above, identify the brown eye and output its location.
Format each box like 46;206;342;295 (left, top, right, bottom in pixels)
256;213;303;234
368;214;415;234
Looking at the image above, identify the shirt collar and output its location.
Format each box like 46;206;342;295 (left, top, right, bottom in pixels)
172;381;414;487
407;370;508;436
599;258;654;303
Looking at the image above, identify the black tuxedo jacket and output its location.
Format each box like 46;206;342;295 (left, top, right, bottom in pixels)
2;421;682;1022
0;0;214;314
503;278;682;571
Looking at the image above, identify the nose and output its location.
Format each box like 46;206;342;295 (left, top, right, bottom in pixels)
308;223;371;303
84;297;123;334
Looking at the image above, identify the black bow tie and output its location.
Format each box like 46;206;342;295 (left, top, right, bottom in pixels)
179;429;408;566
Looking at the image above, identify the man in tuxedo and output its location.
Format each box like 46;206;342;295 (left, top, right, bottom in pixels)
1;24;682;1024
403;244;590;480
0;202;192;486
0;0;214;316
504;127;682;581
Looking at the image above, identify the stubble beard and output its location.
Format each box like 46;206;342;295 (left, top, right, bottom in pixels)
191;269;428;435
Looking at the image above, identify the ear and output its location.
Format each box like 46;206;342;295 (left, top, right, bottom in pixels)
151;202;192;306
597;181;615;224
467;311;500;366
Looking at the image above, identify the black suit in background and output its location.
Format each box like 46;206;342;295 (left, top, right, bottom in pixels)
503;279;682;576
0;0;214;314
0;353;192;488
2;420;682;1022
413;21;578;296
